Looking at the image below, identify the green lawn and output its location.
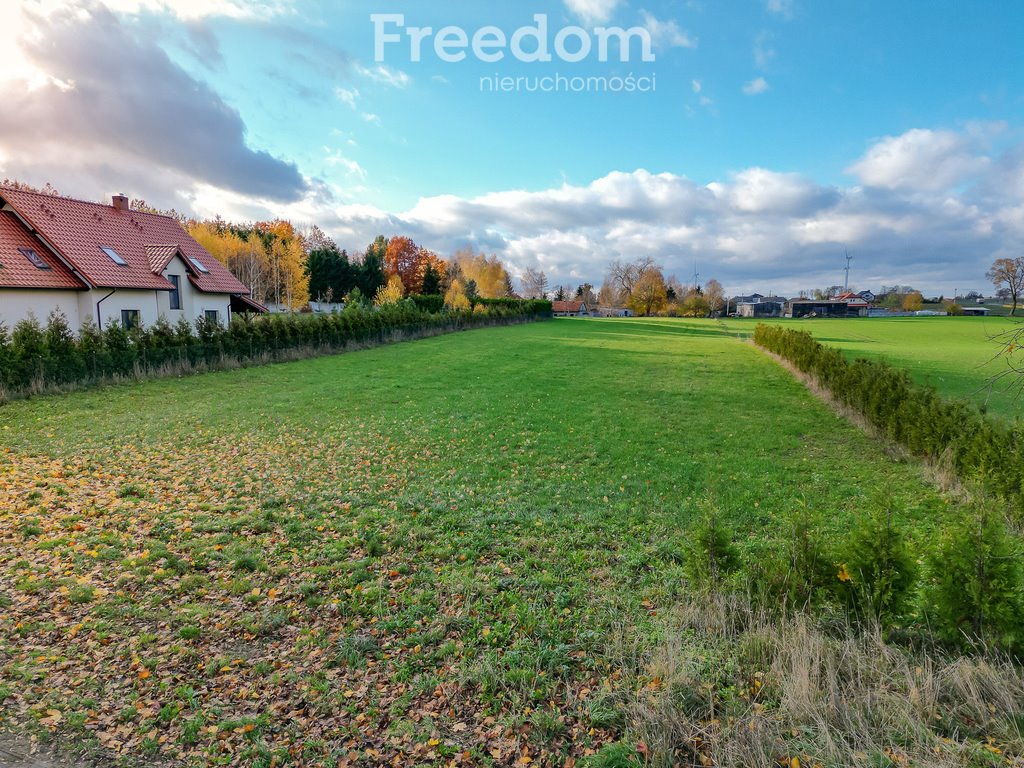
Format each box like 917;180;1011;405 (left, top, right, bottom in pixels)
0;319;983;765
717;315;1024;421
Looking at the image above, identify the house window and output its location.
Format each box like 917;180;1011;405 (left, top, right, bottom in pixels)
189;257;210;274
204;310;220;324
168;275;182;310
121;309;141;330
18;247;50;270
101;246;128;266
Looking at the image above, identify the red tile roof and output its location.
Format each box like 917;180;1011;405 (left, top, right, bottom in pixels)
552;300;586;313
0;187;249;295
0;211;86;290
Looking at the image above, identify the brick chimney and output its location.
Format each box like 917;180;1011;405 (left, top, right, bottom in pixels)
112;194;129;211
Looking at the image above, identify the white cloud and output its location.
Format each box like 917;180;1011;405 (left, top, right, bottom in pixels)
361;113;381;125
564;0;621;25
335;87;359;109
323;148;367;181
640;11;698;49
356;64;411;89
766;0;794;16
847;128;991;192
743;76;769;95
754;31;775;69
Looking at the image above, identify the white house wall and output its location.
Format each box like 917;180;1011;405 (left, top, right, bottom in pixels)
156;257;231;327
2;267;235;334
0;289;83;329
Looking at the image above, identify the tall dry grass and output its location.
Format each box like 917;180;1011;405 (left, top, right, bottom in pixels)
601;591;1024;767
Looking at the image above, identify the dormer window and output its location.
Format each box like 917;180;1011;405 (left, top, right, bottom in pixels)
188;257;210;274
100;245;128;266
19;247;50;270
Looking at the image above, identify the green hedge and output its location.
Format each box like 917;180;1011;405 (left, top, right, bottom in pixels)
0;298;552;399
754;323;1024;506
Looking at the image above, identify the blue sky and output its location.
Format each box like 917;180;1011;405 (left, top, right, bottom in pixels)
2;0;1023;295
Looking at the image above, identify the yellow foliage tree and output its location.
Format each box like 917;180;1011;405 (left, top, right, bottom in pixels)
188;222;270;303
445;280;472;311
454;249;512;298
374;274;405;306
902;291;924;312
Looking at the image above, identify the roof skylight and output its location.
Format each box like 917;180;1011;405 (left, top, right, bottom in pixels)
189;257;210;274
19;247;50;270
100;246;128;266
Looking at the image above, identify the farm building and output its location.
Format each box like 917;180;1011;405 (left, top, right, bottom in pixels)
552;300;589;317
834;291;871;316
786;300;850;318
961;307;992;316
0;186;258;332
737;299;786;317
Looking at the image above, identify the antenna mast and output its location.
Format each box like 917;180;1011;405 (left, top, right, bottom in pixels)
844;250;852;291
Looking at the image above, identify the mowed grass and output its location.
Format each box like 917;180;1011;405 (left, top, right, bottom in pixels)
0;319;963;766
717;315;1024;421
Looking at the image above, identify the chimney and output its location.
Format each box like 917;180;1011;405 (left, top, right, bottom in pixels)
112;194;129;211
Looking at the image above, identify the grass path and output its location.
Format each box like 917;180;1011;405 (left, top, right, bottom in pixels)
0;319;963;766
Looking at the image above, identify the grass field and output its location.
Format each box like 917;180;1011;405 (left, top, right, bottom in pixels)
0;319;1008;766
717;315;1024;421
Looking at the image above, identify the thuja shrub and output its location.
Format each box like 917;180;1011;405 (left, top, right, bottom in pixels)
926;506;1022;650
0;299;552;399
840;504;918;630
754;324;1024;507
684;500;741;588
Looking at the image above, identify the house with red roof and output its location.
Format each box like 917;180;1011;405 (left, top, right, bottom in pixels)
551;300;589;317
0;187;259;332
834;291;871;316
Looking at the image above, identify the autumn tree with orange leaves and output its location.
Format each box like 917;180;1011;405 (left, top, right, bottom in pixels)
384;237;422;295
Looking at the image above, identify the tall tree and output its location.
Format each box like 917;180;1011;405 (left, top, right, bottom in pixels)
360;236;388;298
520;267;548;299
454;249;512;298
420;260;442;295
987;257;1024;316
704;279;725;315
628;268;668;316
385;236;422;295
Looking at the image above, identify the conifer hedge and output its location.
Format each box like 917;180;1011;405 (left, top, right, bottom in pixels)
754;323;1024;506
0;298;552;399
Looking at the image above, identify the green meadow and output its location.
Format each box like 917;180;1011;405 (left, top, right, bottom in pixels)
718;315;1024;421
0;318;1018;766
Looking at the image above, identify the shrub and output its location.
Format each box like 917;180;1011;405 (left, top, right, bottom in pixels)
841;503;918;629
684;501;740;588
926;506;1022;650
0;299;551;398
754;324;1024;509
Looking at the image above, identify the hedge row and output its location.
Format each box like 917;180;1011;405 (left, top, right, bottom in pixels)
754;323;1024;506
0;298;552;399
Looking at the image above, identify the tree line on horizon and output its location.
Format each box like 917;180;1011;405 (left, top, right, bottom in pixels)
5;179;1022;317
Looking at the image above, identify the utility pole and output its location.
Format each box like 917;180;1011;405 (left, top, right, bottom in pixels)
692;263;700;292
843;250;852;292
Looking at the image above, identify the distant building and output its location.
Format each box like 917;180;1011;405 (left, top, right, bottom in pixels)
786;300;850;318
737;299;786;318
834;291;870;316
961;307;992;316
551;300;589;317
597;306;633;317
729;294;787;316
